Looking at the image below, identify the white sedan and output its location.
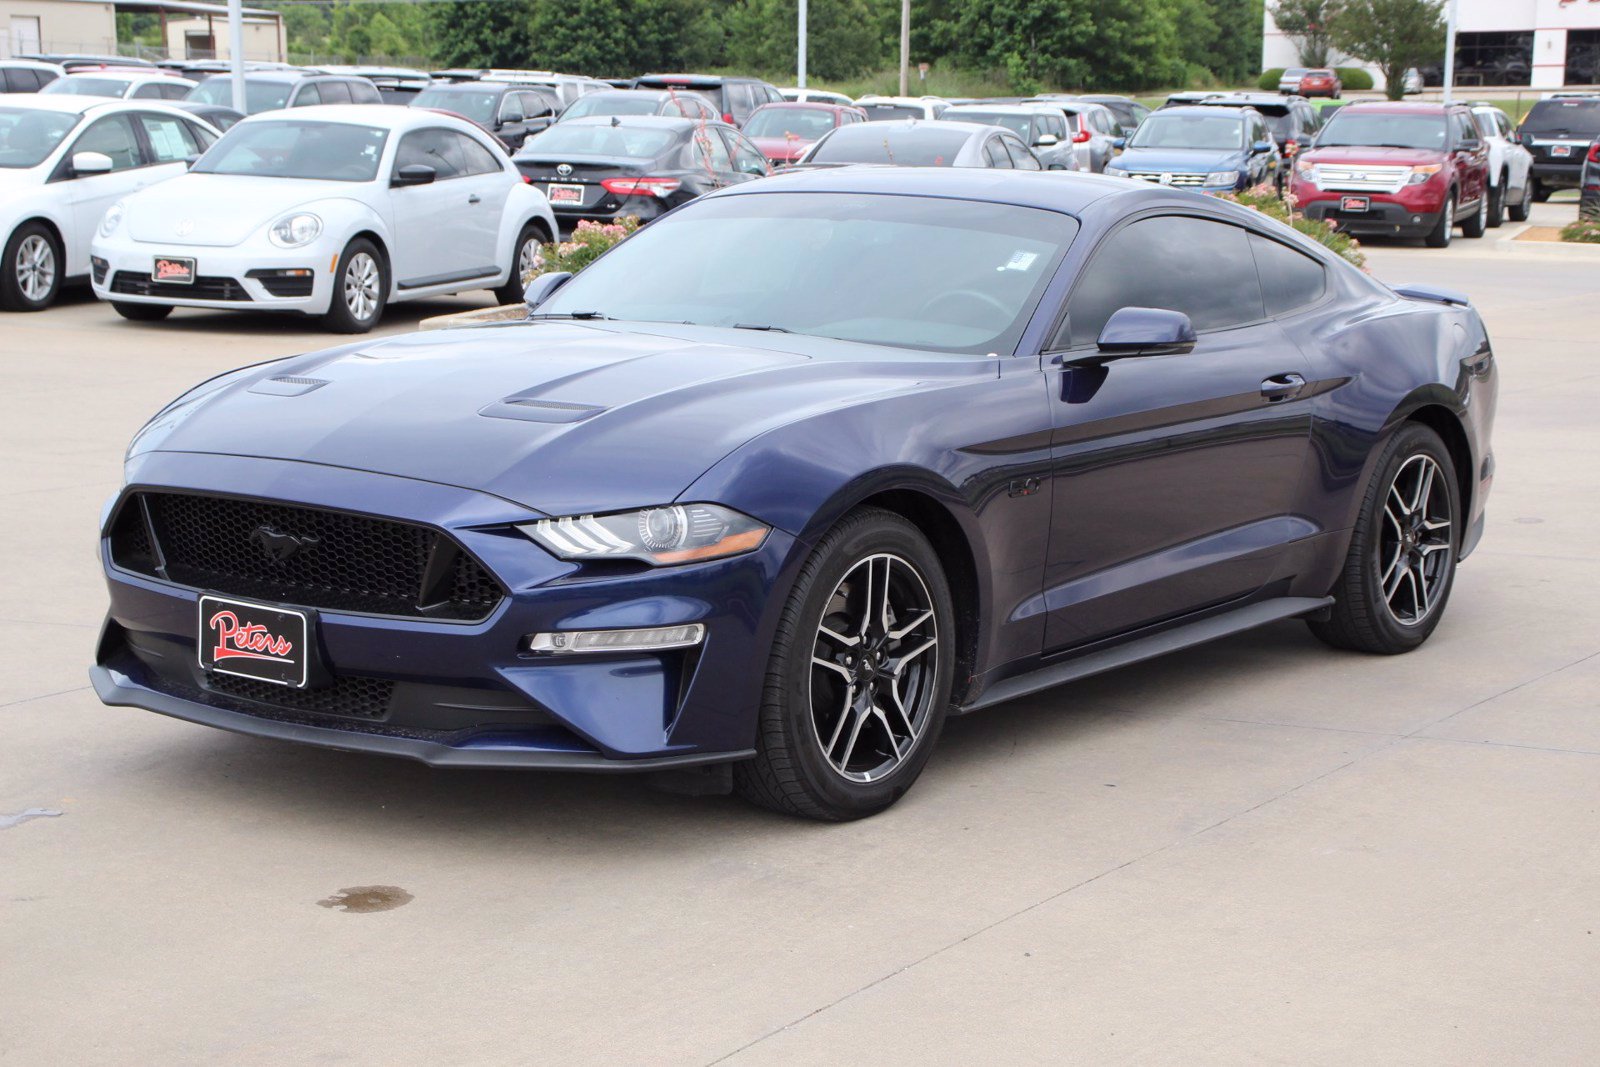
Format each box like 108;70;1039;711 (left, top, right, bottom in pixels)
1;94;222;311
92;106;557;331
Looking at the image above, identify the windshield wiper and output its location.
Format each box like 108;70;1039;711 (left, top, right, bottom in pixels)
732;323;791;333
528;310;613;320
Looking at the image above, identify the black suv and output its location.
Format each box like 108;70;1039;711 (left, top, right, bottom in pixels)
1518;95;1600;200
409;81;560;150
632;74;783;127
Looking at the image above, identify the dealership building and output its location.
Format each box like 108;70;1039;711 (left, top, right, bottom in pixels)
1264;0;1600;90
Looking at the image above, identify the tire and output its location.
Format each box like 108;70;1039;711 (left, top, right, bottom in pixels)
321;238;386;334
1308;423;1461;655
1424;195;1455;248
1507;180;1532;222
1;222;62;312
111;301;173;322
1460;191;1488;238
1532;179;1550;203
492;222;546;307
733;507;956;821
1486;174;1505;228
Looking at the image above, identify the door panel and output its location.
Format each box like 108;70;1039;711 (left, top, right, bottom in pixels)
386;128;477;286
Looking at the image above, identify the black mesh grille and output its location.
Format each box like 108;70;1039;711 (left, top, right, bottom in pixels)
110;492;504;621
110;272;252;301
205;671;395;720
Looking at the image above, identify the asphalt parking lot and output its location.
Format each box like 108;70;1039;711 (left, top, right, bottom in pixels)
4;200;1598;1064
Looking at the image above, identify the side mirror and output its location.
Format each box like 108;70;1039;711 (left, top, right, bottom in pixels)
500;111;523;126
1034;133;1059;147
1095;307;1196;357
392;163;437;187
1111;136;1127;150
1252;140;1274;154
71;151;113;176
523;270;573;312
183;154;201;169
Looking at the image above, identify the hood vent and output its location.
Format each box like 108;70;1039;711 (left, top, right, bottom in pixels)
249;376;330;397
479;395;605;424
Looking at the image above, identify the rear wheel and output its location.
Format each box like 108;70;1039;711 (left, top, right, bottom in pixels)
492;222;546;307
1532;179;1551;203
2;223;62;312
733;508;955;821
1308;423;1460;654
111;301;173;322
1507;179;1533;222
1424;195;1455;248
1486;174;1506;228
1460;192;1488;238
321;238;386;333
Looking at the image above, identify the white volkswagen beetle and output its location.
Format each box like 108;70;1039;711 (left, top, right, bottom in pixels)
92;106;557;331
1;94;222;311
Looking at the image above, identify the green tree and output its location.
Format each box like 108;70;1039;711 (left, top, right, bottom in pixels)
428;0;539;68
1203;0;1265;82
1330;0;1443;99
720;0;883;81
1270;0;1341;67
532;0;721;75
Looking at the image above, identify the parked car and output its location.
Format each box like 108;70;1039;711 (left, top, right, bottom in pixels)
855;95;948;122
556;89;719;124
633;74;784;127
314;65;432;103
1468;103;1534;225
1580;138;1600;219
0;59;63;93
798;120;1039;170
186;71;383;114
1293;101;1490;247
1104;105;1279;192
1277;67;1309;94
0;96;222;311
1297;69;1342;98
18;53;153;72
1027;99;1131;172
479;71;613;111
1402;68;1425;95
91;166;1497;820
90;106;555;331
742;102;866;167
40;69;196;101
780;87;854;107
1186;92;1322;185
173;102;245;132
156;60;306;82
939;105;1078;170
1517;94;1600;201
514;115;767;226
1074;94;1151;137
409;81;560;150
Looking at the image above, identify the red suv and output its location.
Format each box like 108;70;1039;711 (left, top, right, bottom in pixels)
1291;102;1491;248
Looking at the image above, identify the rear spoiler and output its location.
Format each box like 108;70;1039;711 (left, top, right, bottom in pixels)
1392;283;1472;307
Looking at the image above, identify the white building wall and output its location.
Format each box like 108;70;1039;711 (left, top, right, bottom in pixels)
1;0;115;59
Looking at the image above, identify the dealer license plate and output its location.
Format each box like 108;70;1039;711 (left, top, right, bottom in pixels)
198;594;311;688
153;256;196;285
546;183;586;205
1552;145;1572;158
1340;196;1371;212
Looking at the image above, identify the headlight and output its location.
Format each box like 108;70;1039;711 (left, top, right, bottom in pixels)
1295;157;1315;174
1204;170;1238;188
99;200;125;237
1406;164;1443;185
519;504;770;566
269;213;322;248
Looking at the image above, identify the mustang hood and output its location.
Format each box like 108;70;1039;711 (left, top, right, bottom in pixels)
135;322;977;517
124;174;362;247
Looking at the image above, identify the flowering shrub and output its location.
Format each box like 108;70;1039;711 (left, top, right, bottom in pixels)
1560;216;1600;244
522;217;641;286
1220;184;1367;270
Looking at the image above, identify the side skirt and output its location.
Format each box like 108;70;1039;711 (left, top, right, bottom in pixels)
957;596;1334;715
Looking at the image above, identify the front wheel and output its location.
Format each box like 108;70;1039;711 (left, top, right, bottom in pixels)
1308;423;1460;654
1424;195;1455;248
321;238;386;333
1508;180;1533;222
734;508;955;820
1486;176;1506;228
2;222;62;312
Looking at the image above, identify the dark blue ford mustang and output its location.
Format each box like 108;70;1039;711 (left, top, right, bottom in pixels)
92;168;1497;819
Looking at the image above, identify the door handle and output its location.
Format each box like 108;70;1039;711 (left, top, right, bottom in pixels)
467;194;482;204
1261;372;1306;402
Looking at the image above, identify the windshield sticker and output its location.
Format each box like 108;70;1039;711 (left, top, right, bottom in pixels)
999;250;1039;272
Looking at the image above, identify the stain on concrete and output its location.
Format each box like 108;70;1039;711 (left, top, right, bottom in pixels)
0;809;63;830
317;886;413;913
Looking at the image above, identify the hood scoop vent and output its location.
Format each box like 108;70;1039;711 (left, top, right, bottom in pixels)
479;394;606;424
249;376;330;397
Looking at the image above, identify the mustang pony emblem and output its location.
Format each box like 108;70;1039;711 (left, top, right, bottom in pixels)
252;525;319;562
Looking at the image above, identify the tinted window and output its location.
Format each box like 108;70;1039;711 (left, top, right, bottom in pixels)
293;83;321;107
130;82;164;99
721;128;768;174
1064;216;1264;346
944;109;1034;138
69;113;143;171
520;92;554;118
318;80;352;105
1250;233;1326;316
727;82;754;120
744;107;836;140
1523;99;1600;136
518;124;678;159
188;76;291;114
1316;111;1446;150
1005;136;1041;169
395;127;466;178
861;103;922;121
193;119;387;181
184;119;219;148
697;126;732;170
349;79;382;104
412;87;498;125
1130;113;1244;150
0;106;78;168
810;125;969;166
454;131;502;175
135;112;201;163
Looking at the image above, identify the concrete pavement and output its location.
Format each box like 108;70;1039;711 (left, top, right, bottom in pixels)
2;202;1597;1065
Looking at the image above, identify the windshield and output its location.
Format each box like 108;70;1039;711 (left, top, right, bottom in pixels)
191;120;388;181
1130;113;1244;150
412;88;498;125
943;110;1034;138
861;104;921;121
518;124;678;159
1524;99;1600;137
743;107;836;140
0;107;79;168
1315;112;1446;149
188;77;292;114
536;192;1076;355
42;76;131;97
810;126;969;165
561;93;664;120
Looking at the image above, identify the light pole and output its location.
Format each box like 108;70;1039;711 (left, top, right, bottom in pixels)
227;0;245;113
797;0;807;89
898;0;910;96
1441;0;1457;103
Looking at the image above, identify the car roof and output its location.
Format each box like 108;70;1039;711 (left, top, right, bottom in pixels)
559;114;705;129
719;161;1140;215
237;104;474;131
638;73;761;84
0;92;129;115
1152;105;1252;120
1340;101;1458;114
944;104;1048;115
755;101;856;112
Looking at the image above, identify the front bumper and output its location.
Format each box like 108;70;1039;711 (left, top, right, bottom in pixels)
91;232;336;313
95;451;792;768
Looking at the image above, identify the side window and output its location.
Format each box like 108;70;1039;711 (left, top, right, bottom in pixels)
521;92;551;119
452;131;503;175
983;137;1012;169
721;128;768;175
185;119;219;150
68;113;143;171
318;80;352;105
135;112;201;163
131;82;165;99
1059;216;1265;347
349;79;381;104
697;126;732;171
727;82;753;121
394;128;463;179
159;83;190;100
293;83;321;107
1005;136;1041;170
1249;233;1327;316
